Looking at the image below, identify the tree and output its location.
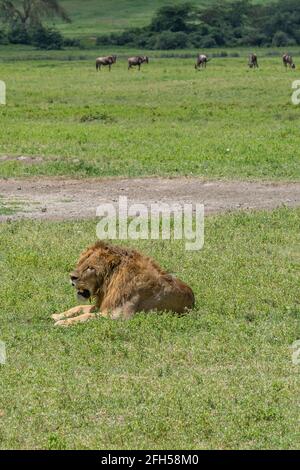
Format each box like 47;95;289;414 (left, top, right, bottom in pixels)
272;30;296;47
31;24;64;49
155;31;189;49
97;0;300;49
150;3;196;33
0;0;70;29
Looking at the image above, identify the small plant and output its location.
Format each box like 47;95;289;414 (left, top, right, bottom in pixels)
80;112;115;123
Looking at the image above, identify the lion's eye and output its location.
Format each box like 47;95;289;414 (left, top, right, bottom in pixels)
86;267;96;274
70;274;79;281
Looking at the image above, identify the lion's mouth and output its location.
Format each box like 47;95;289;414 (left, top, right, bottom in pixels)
77;289;91;299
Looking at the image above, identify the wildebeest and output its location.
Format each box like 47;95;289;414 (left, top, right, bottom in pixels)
282;53;296;69
96;55;117;71
195;54;210;70
248;53;259;68
128;56;149;70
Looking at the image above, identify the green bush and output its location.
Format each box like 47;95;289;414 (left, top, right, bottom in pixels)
115;30;138;46
30;26;64;50
96;34;112;46
241;33;269;46
0;29;8;45
189;32;203;48
200;36;217;48
8;24;30;45
155;31;190;50
272;31;296;47
63;37;81;48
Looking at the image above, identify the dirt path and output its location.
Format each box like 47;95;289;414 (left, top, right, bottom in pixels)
0;177;299;222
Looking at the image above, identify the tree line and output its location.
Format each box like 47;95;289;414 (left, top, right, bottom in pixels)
97;0;300;49
1;0;300;50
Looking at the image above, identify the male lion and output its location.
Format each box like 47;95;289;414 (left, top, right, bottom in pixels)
52;241;195;326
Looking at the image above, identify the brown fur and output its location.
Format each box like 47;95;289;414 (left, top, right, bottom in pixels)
283;53;295;69
248;53;258;69
195;54;209;69
52;241;195;326
96;55;117;71
128;56;149;70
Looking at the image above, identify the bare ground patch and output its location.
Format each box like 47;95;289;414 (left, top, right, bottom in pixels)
0;176;299;222
0;155;44;165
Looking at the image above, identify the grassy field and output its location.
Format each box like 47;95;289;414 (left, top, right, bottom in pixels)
0;208;299;449
51;0;272;37
0;49;300;180
0;22;299;449
56;0;189;37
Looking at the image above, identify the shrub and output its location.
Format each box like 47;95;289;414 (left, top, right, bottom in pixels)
144;34;157;49
115;30;138;46
239;32;269;46
293;30;300;44
189;32;204;48
199;36;217;48
155;31;189;50
96;34;113;46
136;32;153;48
63;37;81;48
0;29;8;45
272;31;296;47
30;26;64;50
8;24;30;44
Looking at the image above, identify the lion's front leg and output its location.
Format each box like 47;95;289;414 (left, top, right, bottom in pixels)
54;311;97;327
52;305;96;322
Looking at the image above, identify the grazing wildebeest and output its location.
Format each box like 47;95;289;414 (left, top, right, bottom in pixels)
96;55;117;71
195;54;209;70
248;53;259;68
128;56;149;70
282;53;296;69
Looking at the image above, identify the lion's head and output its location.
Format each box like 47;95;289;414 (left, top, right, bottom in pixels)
70;267;99;302
69;242;126;303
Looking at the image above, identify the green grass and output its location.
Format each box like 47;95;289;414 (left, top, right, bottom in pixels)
0;196;24;216
0;208;299;449
51;1;272;37
0;50;300;180
56;0;185;37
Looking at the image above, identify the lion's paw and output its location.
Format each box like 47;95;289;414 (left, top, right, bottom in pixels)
52;313;65;321
54;319;70;327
